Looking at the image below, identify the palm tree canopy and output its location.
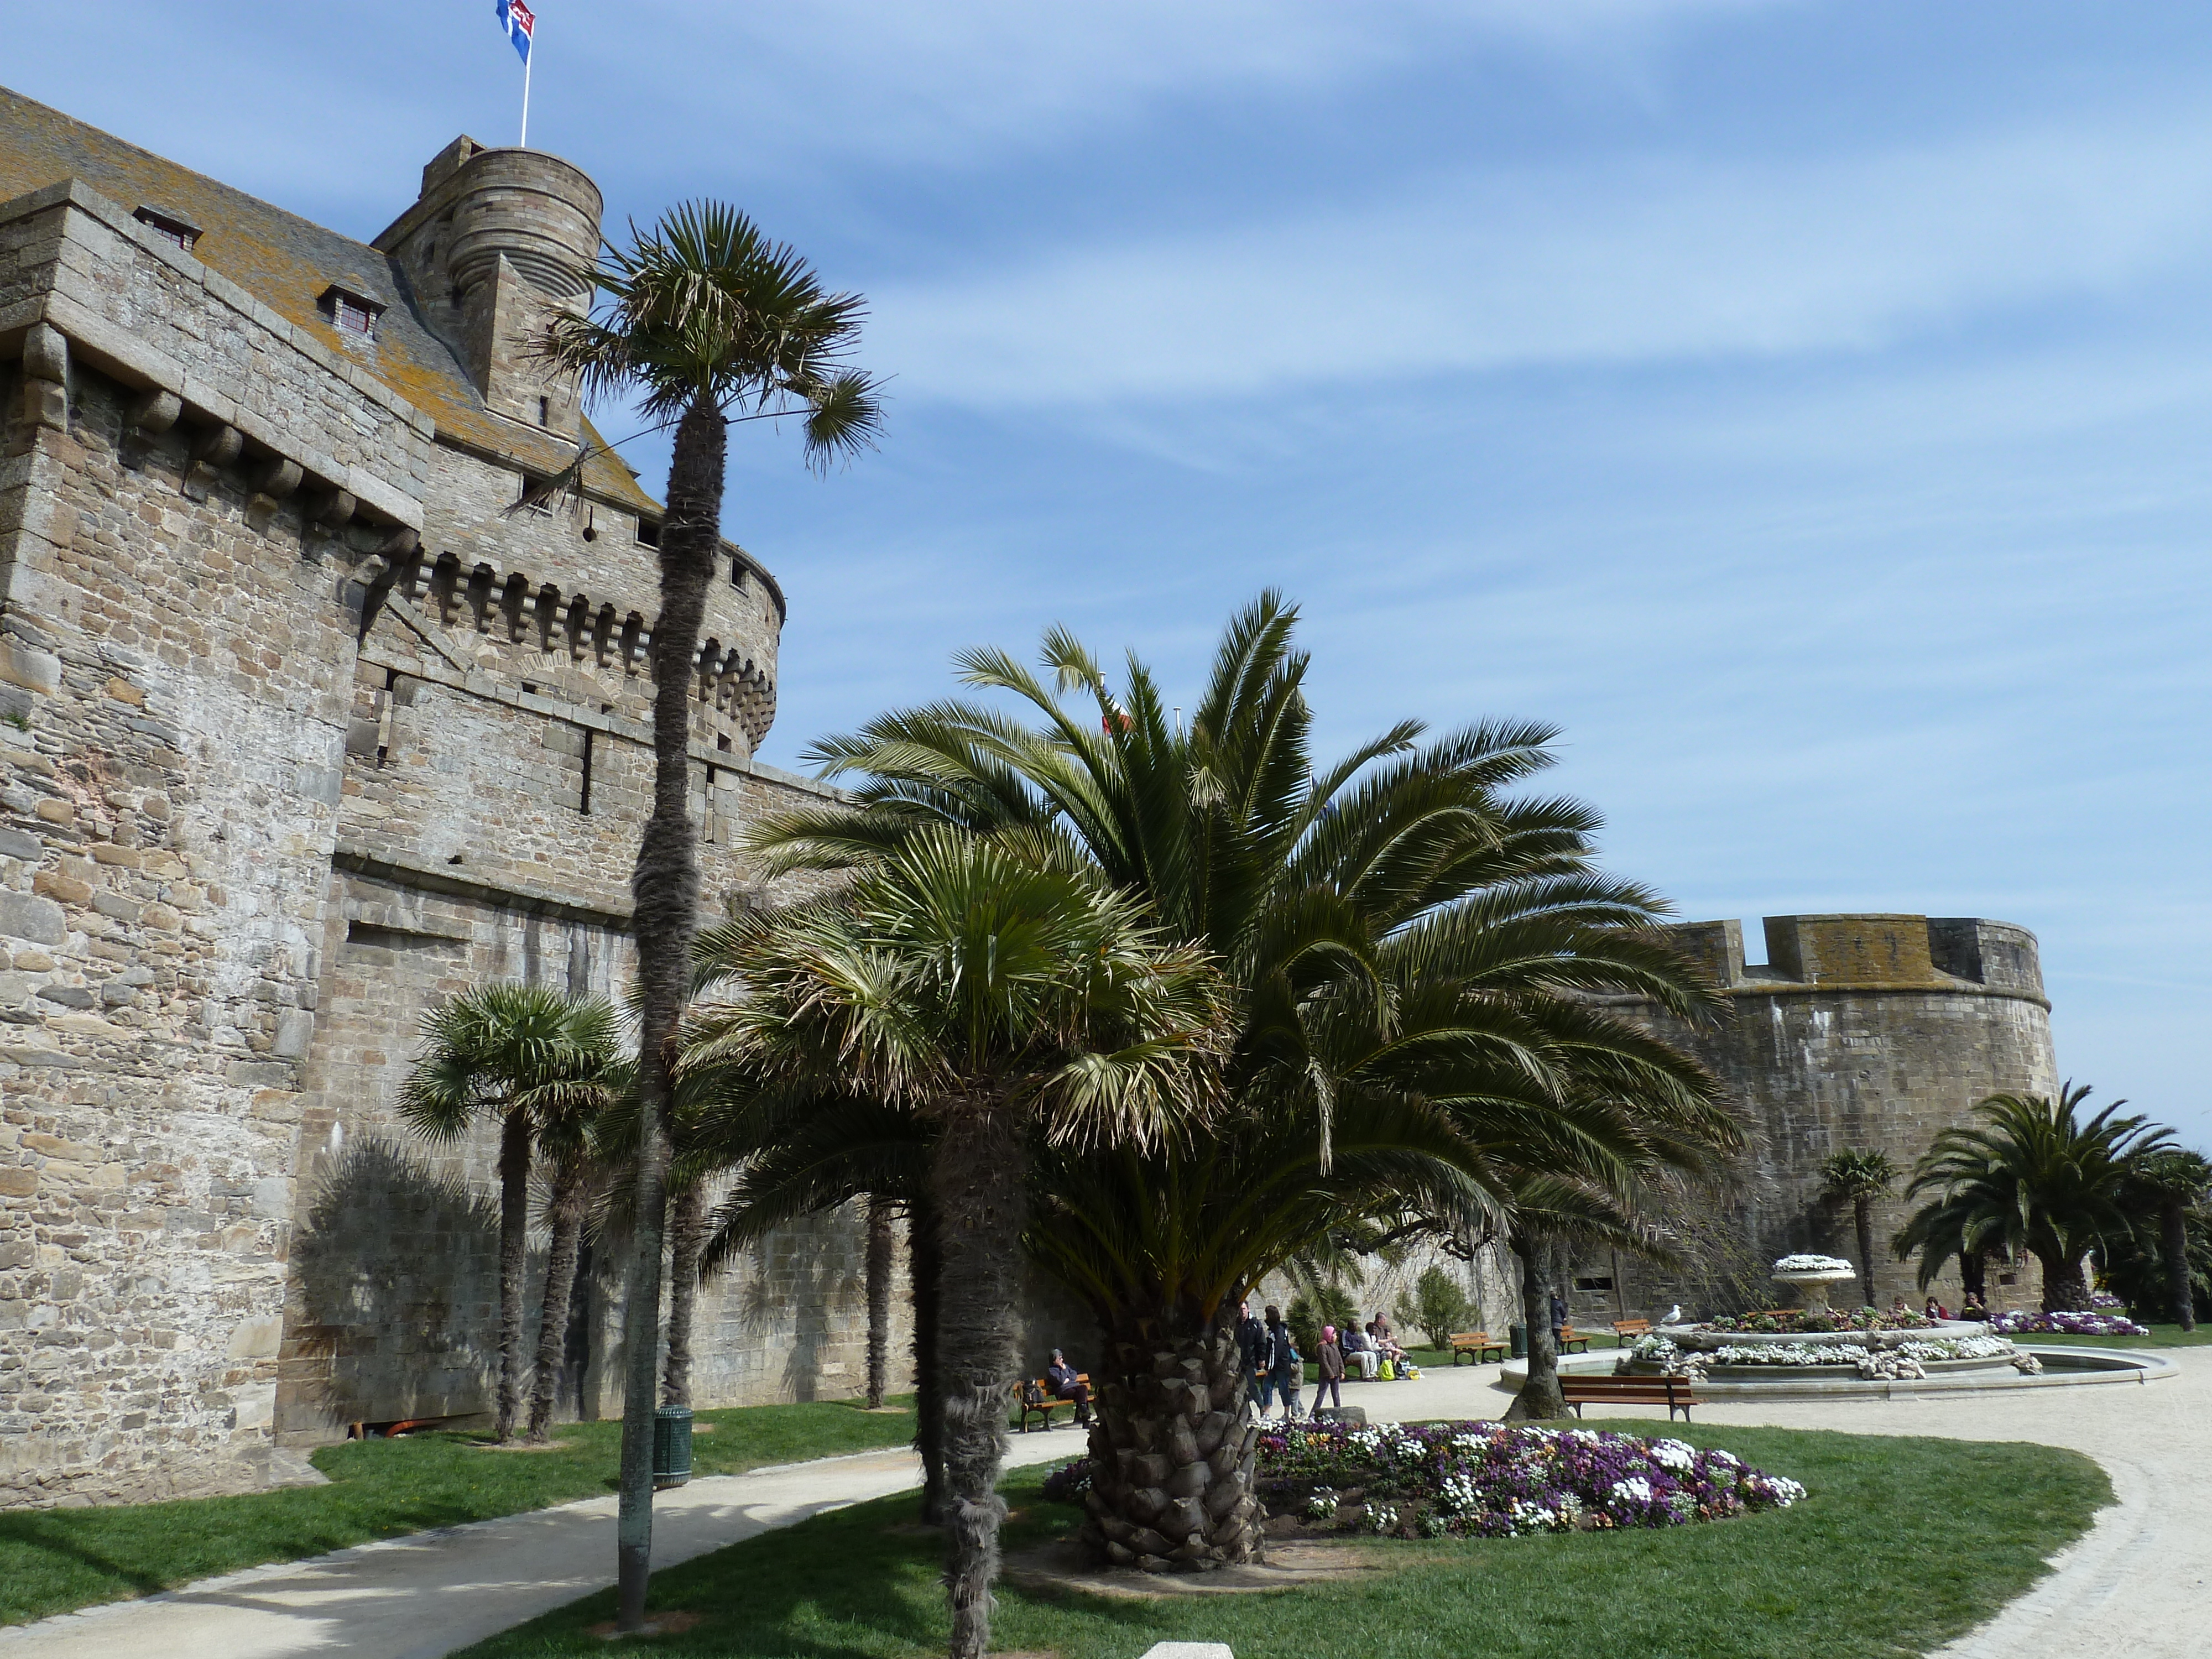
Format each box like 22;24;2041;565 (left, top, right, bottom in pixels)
685;826;1231;1147
730;597;1738;1330
1820;1149;1899;1203
397;982;623;1141
1893;1082;2176;1287
747;593;1736;1190
539;200;882;470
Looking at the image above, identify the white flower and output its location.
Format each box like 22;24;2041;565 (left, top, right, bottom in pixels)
1647;1438;1697;1472
1610;1476;1656;1505
1772;1253;1855;1274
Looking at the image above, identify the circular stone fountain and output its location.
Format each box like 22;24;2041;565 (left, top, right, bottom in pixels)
1499;1254;2176;1397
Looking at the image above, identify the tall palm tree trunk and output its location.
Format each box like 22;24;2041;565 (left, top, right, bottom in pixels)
1082;1318;1260;1571
1506;1232;1564;1420
2038;1251;2091;1314
2162;1201;2196;1332
662;1183;706;1406
865;1197;895;1410
909;1196;947;1524
1853;1197;1878;1309
617;393;726;1630
495;1109;533;1443
528;1153;592;1441
933;1104;1026;1659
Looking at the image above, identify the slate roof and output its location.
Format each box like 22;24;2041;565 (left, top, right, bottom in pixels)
0;85;657;516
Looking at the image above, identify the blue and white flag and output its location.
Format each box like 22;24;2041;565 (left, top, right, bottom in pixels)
494;0;535;65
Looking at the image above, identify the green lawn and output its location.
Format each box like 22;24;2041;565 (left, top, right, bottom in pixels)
2027;1321;2212;1349
458;1420;2109;1659
0;1397;916;1629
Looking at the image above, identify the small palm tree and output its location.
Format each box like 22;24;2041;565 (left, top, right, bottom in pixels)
1819;1149;1899;1309
1894;1084;2174;1312
2124;1149;2210;1331
398;984;620;1443
540;200;880;1630
686;828;1230;1659
524;1044;627;1444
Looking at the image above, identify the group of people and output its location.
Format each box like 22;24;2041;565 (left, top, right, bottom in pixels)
1033;1298;1423;1436
1233;1301;1411;1421
1890;1292;1990;1323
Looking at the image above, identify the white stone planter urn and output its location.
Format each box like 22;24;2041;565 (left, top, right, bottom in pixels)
1770;1254;1860;1314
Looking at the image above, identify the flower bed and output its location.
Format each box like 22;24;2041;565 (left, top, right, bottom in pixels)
1248;1420;1804;1539
1631;1332;2038;1380
1989;1310;2150;1337
1703;1307;1934;1334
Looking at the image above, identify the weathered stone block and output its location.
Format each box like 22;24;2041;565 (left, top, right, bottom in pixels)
0;893;65;946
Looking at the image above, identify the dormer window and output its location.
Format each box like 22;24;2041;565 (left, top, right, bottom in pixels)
320;283;385;339
134;205;201;252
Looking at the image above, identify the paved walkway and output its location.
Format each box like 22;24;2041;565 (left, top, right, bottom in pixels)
0;1430;1084;1659
3;1353;2196;1658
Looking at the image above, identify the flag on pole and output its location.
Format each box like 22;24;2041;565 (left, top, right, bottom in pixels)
494;0;535;65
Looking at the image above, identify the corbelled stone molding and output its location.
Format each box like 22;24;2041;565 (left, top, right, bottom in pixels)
0;178;429;534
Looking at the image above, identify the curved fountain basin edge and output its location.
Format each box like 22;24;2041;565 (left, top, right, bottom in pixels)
1494;1347;2179;1399
1655;1319;1989;1350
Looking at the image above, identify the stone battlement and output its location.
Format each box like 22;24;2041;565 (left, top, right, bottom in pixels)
1665;914;2047;1004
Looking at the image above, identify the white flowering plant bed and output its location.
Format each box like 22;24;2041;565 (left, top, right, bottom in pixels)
1771;1254;1858;1275
1253;1420;1804;1539
1631;1332;2041;1380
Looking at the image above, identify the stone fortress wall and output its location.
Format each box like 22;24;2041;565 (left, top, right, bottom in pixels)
0;90;901;1510
1577;914;2060;1327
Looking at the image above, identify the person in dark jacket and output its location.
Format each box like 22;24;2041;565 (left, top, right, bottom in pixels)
1264;1305;1302;1420
1549;1291;1568;1353
1045;1348;1091;1426
1235;1299;1267;1412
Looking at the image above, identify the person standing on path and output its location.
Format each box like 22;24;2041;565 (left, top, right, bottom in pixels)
1265;1305;1303;1420
1236;1299;1267;1414
1549;1291;1567;1355
1314;1323;1345;1412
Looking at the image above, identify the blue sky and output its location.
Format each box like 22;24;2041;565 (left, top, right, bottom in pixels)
14;3;2210;1147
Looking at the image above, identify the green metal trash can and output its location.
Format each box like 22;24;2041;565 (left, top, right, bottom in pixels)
653;1405;693;1489
1509;1324;1527;1360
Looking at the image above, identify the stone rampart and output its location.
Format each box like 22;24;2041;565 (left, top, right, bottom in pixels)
1585;914;2059;1325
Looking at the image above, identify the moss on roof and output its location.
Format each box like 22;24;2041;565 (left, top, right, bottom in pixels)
0;84;656;517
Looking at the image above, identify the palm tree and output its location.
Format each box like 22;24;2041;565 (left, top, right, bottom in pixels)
749;596;1734;1444
2124;1149;2210;1331
1819;1149;1899;1309
525;1046;626;1444
539;200;880;1630
685;828;1229;1659
1893;1084;2174;1312
398;984;620;1443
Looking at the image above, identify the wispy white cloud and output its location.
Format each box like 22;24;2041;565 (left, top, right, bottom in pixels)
612;0;1790;168
867;111;2212;404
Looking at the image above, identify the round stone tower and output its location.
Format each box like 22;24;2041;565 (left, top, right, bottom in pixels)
440;145;602;299
1599;914;2059;1318
374;137;604;429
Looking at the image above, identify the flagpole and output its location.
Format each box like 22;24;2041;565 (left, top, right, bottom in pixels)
520;46;532;148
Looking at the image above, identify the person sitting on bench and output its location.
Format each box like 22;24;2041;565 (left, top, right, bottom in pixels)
1046;1349;1091;1426
1342;1323;1380;1379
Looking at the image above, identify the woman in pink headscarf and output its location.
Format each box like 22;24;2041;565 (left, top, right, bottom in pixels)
1314;1324;1345;1413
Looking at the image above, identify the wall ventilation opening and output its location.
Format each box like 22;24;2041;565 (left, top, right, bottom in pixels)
134;205;201;251
538;396;550;427
578;728;594;815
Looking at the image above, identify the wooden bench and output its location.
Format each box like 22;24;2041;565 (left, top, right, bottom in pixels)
1558;1373;1700;1422
1611;1318;1651;1347
1558;1325;1590;1354
1450;1331;1506;1365
1014;1373;1091;1433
